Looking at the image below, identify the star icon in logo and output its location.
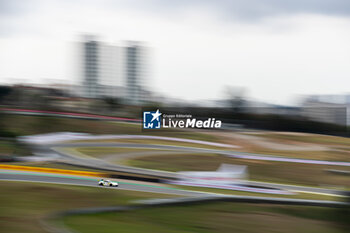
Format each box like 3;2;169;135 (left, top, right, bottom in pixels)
151;109;161;122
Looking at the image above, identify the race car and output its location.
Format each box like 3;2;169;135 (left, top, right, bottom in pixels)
98;179;119;187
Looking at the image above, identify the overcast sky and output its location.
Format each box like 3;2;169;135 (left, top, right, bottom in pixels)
1;0;350;105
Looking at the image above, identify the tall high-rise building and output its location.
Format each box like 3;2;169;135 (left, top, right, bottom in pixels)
82;36;100;98
125;41;144;105
80;37;147;104
81;36;121;99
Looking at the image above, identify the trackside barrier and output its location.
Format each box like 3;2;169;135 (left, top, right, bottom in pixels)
0;164;106;177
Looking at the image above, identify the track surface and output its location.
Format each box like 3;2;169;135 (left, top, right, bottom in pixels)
16;141;341;196
10;133;349;197
0;171;211;197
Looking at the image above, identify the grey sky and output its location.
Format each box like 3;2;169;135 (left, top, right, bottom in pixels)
1;0;350;105
3;0;350;20
126;0;350;20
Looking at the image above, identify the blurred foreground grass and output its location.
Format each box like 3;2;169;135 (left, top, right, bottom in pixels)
0;181;175;233
65;202;349;233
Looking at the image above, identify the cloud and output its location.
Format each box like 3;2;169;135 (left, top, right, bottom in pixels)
1;0;350;105
2;0;350;22
1;0;349;37
118;0;350;21
0;0;34;16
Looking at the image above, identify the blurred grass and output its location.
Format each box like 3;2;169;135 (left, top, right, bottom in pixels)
221;132;350;162
65;202;348;233
249;149;350;162
1;115;141;135
0;140;32;156
0;114;219;142
127;154;350;187
0;181;175;233
253;133;350;147
70;138;227;149
74;147;156;157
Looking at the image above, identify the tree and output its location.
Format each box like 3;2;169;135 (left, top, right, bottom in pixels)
103;97;122;112
0;86;12;104
224;86;246;113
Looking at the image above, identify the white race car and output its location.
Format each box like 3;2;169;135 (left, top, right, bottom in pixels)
98;179;119;187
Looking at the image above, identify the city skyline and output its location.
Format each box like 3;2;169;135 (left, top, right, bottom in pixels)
1;0;350;105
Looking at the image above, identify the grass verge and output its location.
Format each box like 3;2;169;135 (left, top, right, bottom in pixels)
0;181;175;233
127;153;350;187
64;202;349;233
0;114;219;142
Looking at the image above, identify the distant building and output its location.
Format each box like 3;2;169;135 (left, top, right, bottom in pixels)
125;41;145;105
82;36;100;98
80;37;147;104
301;97;348;126
81;36;121;99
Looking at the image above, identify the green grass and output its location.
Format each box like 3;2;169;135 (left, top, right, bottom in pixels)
127;153;350;187
1;114;142;135
0;114;219;142
73;147;159;157
0;181;175;233
248;148;350;162
232;132;350;162
0;140;32;156
65;202;349;233
251;132;350;147
69;138;228;150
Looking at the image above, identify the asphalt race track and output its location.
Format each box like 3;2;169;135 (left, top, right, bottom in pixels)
7;133;348;198
0;170;212;197
47;143;346;196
